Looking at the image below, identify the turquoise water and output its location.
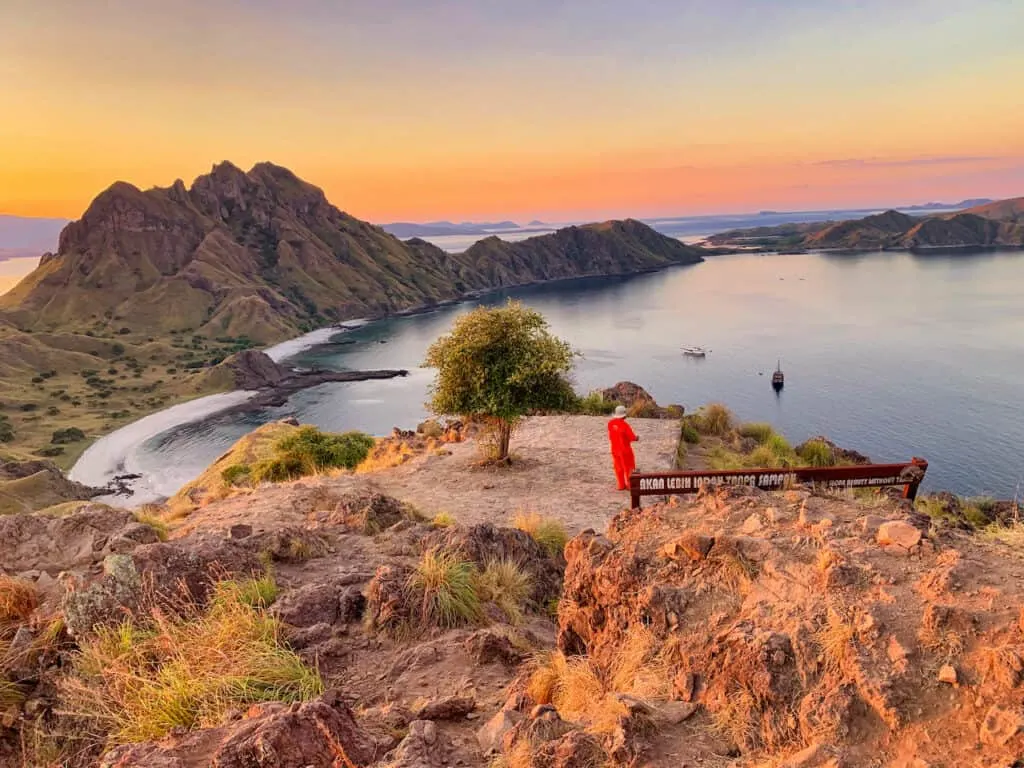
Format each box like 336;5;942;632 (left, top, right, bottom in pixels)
140;249;1024;498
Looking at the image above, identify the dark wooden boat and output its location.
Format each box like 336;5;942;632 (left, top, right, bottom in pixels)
772;360;784;391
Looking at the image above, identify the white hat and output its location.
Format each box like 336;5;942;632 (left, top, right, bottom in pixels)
613;405;627;419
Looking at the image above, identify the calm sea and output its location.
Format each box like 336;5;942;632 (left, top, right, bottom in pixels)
133;249;1024;499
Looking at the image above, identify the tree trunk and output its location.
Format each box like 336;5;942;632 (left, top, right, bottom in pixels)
497;419;512;462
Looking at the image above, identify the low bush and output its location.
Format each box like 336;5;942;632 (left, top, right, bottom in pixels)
277;427;375;474
575;391;618;416
407;550;483;628
514;512;568;558
62;579;322;744
680;422;700;445
797;439;836;467
694;403;733;436
51;426;86;444
0;417;15;443
220;464;252;486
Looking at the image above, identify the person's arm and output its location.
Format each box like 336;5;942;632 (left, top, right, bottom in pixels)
628;423;639;442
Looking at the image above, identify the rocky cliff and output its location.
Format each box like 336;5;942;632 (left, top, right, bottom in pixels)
0;162;703;343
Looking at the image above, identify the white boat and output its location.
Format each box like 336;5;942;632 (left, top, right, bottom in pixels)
681;346;709;357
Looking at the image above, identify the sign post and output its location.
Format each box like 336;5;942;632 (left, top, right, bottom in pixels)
629;458;928;509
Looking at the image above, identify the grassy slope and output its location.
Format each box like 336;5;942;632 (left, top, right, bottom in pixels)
0;325;253;469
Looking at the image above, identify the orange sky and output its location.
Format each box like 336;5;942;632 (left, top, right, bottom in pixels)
2;0;1023;222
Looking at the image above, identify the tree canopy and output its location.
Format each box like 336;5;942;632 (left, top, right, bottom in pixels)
423;301;577;461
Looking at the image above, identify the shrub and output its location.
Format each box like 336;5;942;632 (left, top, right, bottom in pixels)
738;422;774;445
680;422;700;445
51;426;87;444
417;419;445;439
62;583;322;744
477;559;533;623
251;455;306;483
20;403;38;412
407;550;483;628
34;446;65;457
798;439;835;467
0;576;38;623
220;464;252;486
576;391;617;416
514;512;568;558
0;417;13;443
111;343;126;356
695;403;733;436
275;427;376;474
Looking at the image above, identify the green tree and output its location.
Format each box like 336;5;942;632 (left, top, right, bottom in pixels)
423;301;576;462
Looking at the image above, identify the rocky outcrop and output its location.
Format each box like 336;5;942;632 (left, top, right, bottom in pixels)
99;694;375;768
545;484;1024;765
0;504;157;576
61;537;263;637
425;523;565;607
599;381;683;418
0;457;104;515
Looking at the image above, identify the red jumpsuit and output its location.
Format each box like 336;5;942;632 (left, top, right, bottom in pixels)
607;418;639;490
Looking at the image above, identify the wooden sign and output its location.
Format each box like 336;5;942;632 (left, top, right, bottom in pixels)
629;458;928;509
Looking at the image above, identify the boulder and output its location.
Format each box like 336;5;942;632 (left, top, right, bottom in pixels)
877;521;922;551
100;694;374;768
385;719;452;768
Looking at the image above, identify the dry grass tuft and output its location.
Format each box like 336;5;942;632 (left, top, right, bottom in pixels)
817;608;856;673
432;512;456;528
982;522;1024;549
977;644;1024;689
356;439;419;473
0;576;38;624
526;630;671;737
477;559;532;624
407;549;483;629
695;403;734;436
62;581;322;744
513;512;568;558
133;506;169;541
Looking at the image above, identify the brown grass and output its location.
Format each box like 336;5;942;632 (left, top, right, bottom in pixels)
61;580;322;744
407;549;483;629
477;559;532;624
513;512;568;558
0;576;38;624
817;608;856;673
526;629;671;737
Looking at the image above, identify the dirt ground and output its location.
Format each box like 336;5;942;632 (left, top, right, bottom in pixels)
176;415;679;536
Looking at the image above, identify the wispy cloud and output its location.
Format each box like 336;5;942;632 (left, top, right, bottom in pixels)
814;155;1004;169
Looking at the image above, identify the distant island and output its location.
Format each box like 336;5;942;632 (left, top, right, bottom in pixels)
708;197;1024;250
380;219;523;238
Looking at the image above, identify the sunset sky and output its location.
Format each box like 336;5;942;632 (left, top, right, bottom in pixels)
2;0;1023;222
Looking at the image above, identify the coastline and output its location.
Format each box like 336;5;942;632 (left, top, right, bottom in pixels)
63;262;704;504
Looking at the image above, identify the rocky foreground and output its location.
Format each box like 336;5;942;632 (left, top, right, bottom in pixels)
3;468;1024;766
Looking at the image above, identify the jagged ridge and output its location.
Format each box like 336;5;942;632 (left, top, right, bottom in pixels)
0;162;703;343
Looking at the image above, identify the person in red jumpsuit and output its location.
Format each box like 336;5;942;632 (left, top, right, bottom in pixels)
608;405;639;491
